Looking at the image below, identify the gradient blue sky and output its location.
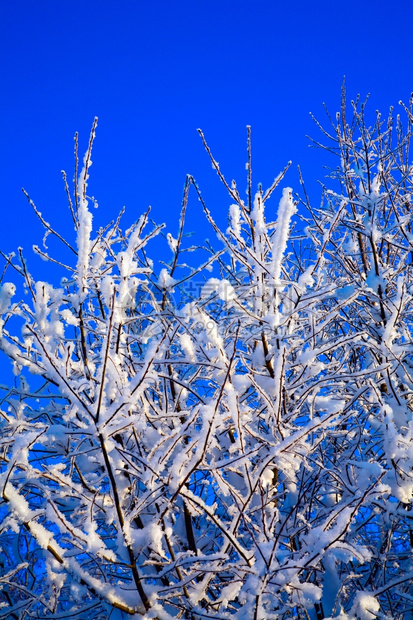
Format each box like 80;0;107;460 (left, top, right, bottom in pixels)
1;0;413;277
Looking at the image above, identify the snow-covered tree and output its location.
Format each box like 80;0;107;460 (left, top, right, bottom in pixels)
1;91;413;619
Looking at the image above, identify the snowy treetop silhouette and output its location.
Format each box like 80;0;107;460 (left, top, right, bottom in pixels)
1;90;413;619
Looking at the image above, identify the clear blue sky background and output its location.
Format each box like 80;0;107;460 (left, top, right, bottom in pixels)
1;0;413;277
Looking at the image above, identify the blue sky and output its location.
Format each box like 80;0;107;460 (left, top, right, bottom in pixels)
1;0;413;277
